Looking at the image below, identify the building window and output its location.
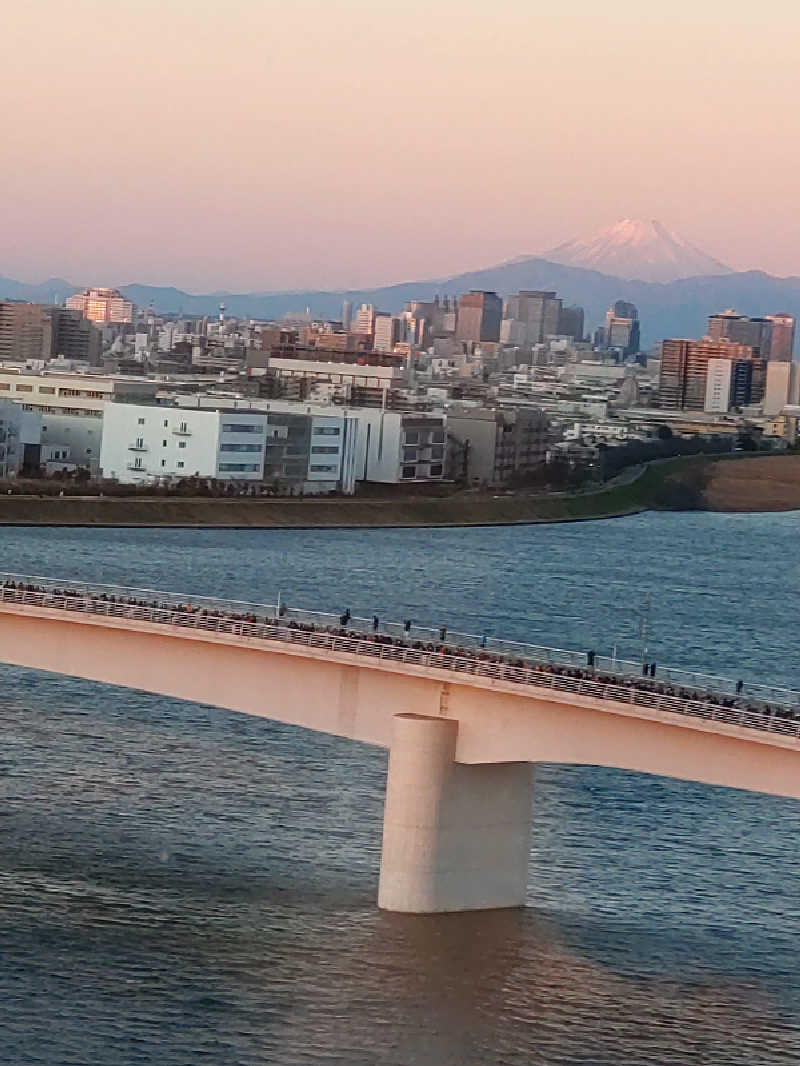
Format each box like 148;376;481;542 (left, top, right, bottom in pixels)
309;464;337;473
313;426;340;436
402;465;416;479
0;384;8;391
218;462;260;472
138;417;145;425
15;385;32;393
177;461;185;469
161;460;166;467
163;420;168;427
311;446;339;455
430;464;443;476
162;440;167;447
38;387;55;395
219;442;262;452
178;441;187;448
221;423;264;434
404;431;419;445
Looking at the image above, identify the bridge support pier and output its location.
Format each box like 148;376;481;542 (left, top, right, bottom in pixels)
378;713;534;913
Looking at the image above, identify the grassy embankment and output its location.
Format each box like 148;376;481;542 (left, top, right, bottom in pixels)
0;453;796;528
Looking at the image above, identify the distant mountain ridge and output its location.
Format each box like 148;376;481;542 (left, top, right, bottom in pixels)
3;258;800;348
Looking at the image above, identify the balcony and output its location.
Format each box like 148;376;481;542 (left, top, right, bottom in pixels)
126;462;148;471
128;442;149;452
172;427;192;436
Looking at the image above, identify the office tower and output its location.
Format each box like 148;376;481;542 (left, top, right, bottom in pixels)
558;305;584;341
0;302;100;362
353;303;375;336
660;338;763;410
66;287;133;324
456;291;502;344
504;291;562;346
373;313;401;353
763;360;800;415
766;313;796;362
341;300;352;332
603;300;640;356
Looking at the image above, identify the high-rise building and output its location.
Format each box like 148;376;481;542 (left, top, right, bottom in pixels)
504;291;562;346
766;313;796;362
0;302;100;363
763;360;800;416
558;305;585;341
373;313;401;353
66;287;133;324
456;291;502;344
603;301;640;356
341;300;352;332
660;338;764;411
353;303;375;336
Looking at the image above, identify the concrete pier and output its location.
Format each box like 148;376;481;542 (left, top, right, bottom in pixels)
378;713;534;913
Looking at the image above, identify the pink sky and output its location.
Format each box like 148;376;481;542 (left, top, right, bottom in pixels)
2;0;799;291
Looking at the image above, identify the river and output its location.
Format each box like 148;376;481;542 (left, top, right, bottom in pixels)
2;513;800;1064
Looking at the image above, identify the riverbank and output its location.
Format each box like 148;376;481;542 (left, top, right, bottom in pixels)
0;453;796;527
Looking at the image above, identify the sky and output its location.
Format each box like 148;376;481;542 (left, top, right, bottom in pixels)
2;0;799;292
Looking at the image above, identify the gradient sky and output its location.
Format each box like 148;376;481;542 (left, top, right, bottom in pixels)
2;0;799;291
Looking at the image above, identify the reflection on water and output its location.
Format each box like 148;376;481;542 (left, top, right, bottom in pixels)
2;516;800;1063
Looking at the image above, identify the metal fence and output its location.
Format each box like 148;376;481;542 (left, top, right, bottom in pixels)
1;573;799;744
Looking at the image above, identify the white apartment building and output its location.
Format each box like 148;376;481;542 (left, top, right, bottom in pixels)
100;404;269;484
0;368;158;474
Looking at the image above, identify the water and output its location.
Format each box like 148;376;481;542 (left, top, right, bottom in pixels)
2;512;800;1064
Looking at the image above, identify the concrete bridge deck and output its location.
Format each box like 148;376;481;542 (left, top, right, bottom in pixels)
0;574;798;913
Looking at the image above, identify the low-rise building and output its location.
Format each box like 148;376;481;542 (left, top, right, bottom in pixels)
0;368;158;474
446;406;549;486
100;404;270;484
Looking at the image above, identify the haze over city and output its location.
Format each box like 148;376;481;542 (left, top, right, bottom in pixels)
3;0;800;291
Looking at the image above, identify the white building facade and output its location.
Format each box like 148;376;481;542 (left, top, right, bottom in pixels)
100;404;269;484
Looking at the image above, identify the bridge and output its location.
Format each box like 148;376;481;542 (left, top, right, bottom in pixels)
1;573;799;914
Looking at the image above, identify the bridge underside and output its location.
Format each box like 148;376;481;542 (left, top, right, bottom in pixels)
2;602;800;913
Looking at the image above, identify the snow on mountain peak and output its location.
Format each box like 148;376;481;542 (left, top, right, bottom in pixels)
545;219;731;283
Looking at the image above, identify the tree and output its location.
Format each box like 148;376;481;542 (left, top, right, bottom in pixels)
656;424;673;441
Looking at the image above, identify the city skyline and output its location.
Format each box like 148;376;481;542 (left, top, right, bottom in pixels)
4;0;800;290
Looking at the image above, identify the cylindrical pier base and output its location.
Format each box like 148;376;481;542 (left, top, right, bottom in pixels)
378;713;534;913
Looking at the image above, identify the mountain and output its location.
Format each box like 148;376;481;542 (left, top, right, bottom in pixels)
0;276;79;304
544;219;731;283
4;256;800;348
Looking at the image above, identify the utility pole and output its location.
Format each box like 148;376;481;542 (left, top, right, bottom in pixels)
638;592;651;667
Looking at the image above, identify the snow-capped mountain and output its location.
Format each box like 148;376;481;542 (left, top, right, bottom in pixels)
545;219;731;283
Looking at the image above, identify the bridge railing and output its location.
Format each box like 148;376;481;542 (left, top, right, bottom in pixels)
1;578;800;744
1;571;799;710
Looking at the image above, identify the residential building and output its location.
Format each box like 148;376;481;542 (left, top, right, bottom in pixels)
659;338;764;411
456;291;502;344
66;287;133;324
100;404;270;483
447;406;549;486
